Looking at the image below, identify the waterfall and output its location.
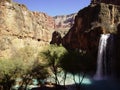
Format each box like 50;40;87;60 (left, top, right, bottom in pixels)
94;34;114;80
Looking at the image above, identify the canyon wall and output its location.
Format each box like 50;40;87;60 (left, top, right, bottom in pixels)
51;13;76;45
91;0;120;5
0;1;55;58
54;13;76;30
62;3;120;52
58;2;120;77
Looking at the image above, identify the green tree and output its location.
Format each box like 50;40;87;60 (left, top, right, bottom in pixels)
18;60;49;90
0;46;49;90
12;46;38;89
60;50;96;90
0;58;24;90
30;60;49;85
10;59;49;90
39;45;67;86
8;46;49;90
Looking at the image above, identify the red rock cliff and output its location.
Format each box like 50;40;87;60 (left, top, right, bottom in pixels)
0;1;55;58
62;3;120;52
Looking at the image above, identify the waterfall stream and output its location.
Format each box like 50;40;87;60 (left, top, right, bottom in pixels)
94;34;112;80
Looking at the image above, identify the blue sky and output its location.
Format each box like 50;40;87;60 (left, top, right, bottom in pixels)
13;0;91;16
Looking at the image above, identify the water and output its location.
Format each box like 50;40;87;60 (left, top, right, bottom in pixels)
94;34;111;80
46;72;92;85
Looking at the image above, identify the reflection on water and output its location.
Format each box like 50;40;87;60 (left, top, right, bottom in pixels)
46;72;92;85
12;72;92;90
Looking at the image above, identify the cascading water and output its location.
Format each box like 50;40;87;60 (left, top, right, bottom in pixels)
94;34;114;80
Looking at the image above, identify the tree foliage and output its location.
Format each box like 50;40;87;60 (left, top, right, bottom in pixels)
60;50;96;89
39;45;67;85
30;60;49;82
60;50;96;75
0;58;24;90
0;46;49;90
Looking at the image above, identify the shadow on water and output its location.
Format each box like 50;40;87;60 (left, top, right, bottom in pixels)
31;85;66;90
31;86;55;90
82;80;120;90
30;79;120;90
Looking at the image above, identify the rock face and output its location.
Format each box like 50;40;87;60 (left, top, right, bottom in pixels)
54;13;76;30
62;3;120;52
91;0;120;5
51;13;76;45
60;2;120;77
0;1;55;58
50;31;62;45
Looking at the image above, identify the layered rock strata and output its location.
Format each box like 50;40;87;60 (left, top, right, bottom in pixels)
54;13;76;30
0;1;55;58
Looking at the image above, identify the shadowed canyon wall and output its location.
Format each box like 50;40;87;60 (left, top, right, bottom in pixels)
52;2;120;77
51;1;120;53
91;0;120;5
50;1;120;77
62;3;120;52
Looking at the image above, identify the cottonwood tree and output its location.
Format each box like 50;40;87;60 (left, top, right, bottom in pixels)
0;46;36;90
39;45;67;86
0;58;25;90
12;46;38;89
60;50;96;90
